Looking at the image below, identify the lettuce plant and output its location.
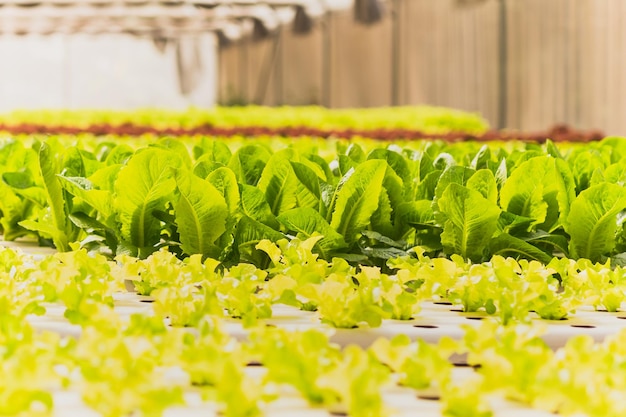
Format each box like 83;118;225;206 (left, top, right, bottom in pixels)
75;321;186;417
369;335;453;390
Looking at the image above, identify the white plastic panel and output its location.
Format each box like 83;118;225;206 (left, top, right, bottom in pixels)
1;240;606;416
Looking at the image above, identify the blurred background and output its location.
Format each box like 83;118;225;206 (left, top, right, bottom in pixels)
1;0;625;133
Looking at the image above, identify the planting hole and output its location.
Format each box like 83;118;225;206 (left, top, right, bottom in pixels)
450;309;464;313
246;361;263;367
329;412;348;417
570;324;596;329
140;299;154;303
413;324;439;329
265;323;276;328
417;395;441;401
618;317;626;320
466;317;484;321
434;301;452;306
454;363;482;369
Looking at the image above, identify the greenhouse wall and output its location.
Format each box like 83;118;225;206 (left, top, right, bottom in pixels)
0;33;218;111
218;0;626;135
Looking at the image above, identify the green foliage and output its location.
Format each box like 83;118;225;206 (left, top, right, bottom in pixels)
174;170;228;258
0;244;624;416
437;183;501;261
114;148;182;256
5;125;626;268
565;183;626;261
330;159;387;244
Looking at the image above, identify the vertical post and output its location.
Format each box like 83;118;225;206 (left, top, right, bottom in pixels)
254;26;282;105
321;11;332;107
274;26;283;105
391;0;402;106
497;0;508;129
239;38;249;103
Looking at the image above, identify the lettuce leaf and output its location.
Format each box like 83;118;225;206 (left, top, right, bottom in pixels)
438;183;501;261
330;160;387;244
257;152;300;216
174;170;228;258
114;148;182;257
565;183;626;261
227;144;271;186
499;156;575;232
22;141;73;251
277;207;347;258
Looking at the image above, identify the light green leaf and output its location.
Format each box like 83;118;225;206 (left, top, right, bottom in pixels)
19;219;58;239
277;207;347;258
499;156;574;231
192;158;223;179
330;160;387;244
602;158;626;186
438;183;501;261
467;169;498;204
569;149;607;193
2;172;47;207
0;183;30;240
565;183;626;261
368;148;412;193
235;215;284;266
322;167;355;220
38;142;71;251
61;146;86;177
207;167;241;216
290;161;321;209
240;184;279;229
227;144;271;186
433;166;475;211
305;154;333;184
257;155;298;216
544;139;563;159
88;164;122;192
396;200;435;226
414;169;442;200
104;144;134;165
114;148;182;254
152;137;192;168
489;233;553;264
175;170;228;258
68;212;108;231
370;188;395;238
192;138;232;163
59;176;114;219
470;145;491;170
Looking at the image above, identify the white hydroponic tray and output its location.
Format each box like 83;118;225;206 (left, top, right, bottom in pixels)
28;294;626;352
0;240;608;416
50;366;558;417
9;238;626;352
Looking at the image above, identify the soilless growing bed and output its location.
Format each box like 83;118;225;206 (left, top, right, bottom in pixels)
0;107;624;417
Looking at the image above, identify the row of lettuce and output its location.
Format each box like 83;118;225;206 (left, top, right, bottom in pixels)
7;235;619;330
0;245;622;417
2;135;626;268
124;237;626;325
0;106;489;133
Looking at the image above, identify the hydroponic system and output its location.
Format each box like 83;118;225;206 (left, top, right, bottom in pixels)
0;105;623;417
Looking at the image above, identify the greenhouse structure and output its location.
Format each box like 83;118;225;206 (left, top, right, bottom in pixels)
0;1;625;417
